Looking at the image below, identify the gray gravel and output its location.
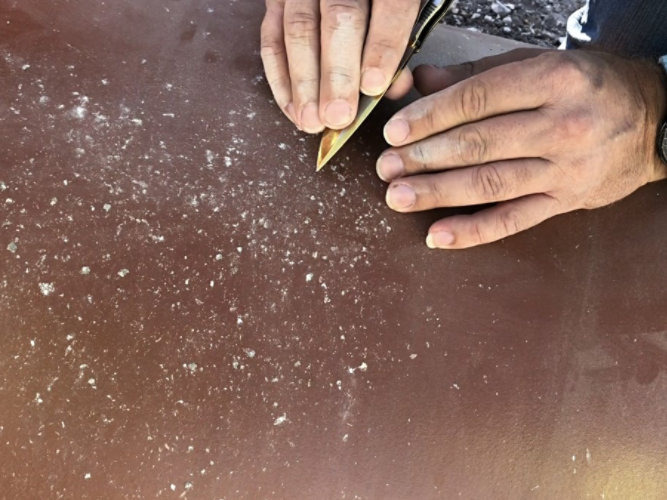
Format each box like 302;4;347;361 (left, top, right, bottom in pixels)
450;0;585;47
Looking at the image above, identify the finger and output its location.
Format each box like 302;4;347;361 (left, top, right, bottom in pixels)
384;159;555;213
377;110;552;181
413;48;547;96
261;0;297;124
284;0;323;133
384;52;557;146
319;0;369;129
360;0;420;96
385;67;413;100
425;194;562;249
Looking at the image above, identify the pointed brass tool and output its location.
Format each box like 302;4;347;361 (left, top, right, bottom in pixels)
316;0;456;171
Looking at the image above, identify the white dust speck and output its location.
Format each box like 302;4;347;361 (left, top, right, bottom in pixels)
80;266;90;275
39;282;55;296
170;484;176;491
117;269;130;278
452;383;460;390
348;361;368;374
50;197;58;206
278;143;288;150
224;156;232;167
71;106;87;119
84;473;91;480
0;181;6;191
236;316;243;325
342;434;349;443
184;482;193;490
30;339;35;348
7;241;17;253
184;362;198;374
103;203;112;212
131;118;143;126
21;64;30;71
101;79;109;85
273;414;287;426
305;272;314;282
87;378;96;387
35;393;43;404
215;254;223;261
243;348;256;359
586;448;591;464
409;353;418;360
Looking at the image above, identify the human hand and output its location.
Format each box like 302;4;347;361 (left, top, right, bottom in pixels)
376;49;667;249
260;0;421;133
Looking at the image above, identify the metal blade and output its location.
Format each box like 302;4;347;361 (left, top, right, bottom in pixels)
316;93;385;171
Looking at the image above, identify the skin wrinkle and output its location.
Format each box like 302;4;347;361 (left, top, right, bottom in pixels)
261;2;667;248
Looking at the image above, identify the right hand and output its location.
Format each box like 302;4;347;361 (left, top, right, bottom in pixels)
260;0;421;133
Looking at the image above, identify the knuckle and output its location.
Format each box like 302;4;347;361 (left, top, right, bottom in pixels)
410;143;430;172
284;9;319;40
471;164;506;200
456;127;488;165
422;102;440;132
458;79;488;120
260;38;285;60
470;221;487;245
363;38;399;61
323;1;367;29
324;65;355;86
427;177;449;204
497;209;523;237
543;52;590;95
292;76;319;96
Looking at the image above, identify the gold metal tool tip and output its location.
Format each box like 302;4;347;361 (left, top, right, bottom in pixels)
316;129;340;171
315;94;384;172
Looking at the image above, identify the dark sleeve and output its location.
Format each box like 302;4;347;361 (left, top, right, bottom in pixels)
566;0;667;59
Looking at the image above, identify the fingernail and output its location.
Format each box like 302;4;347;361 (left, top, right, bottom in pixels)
386;183;416;211
376;153;404;182
324;99;353;129
426;231;455;249
384;118;410;145
361;67;387;96
301;102;324;134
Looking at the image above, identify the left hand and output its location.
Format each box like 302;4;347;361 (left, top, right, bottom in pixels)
376;49;667;249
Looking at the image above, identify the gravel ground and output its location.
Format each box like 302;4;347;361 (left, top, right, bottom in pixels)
450;0;585;47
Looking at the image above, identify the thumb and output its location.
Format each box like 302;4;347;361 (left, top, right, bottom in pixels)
414;48;548;96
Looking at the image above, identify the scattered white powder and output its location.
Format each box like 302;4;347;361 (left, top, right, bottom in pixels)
243;348;255;359
273;414;287;426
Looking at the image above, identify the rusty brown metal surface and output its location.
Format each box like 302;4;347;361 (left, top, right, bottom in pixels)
1;1;666;499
